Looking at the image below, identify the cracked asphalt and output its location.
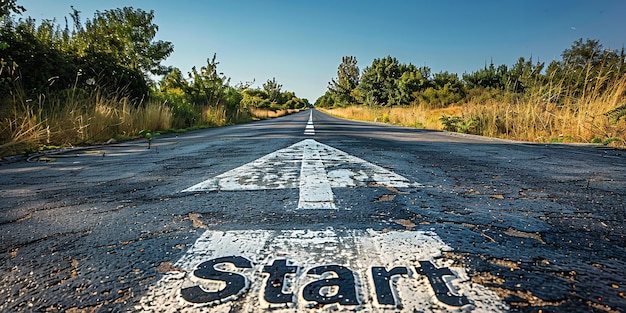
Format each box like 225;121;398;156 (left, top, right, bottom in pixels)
1;109;625;312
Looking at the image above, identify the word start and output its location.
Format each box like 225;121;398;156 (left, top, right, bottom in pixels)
180;256;471;308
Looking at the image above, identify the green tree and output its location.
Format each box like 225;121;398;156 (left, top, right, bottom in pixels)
328;56;359;105
263;77;282;103
186;54;229;108
314;91;335;107
357;56;403;106
504;57;544;93
283;96;307;110
544;38;625;100
462;62;507;90
0;0;25;19
0;6;173;100
419;71;465;107
394;65;431;105
434;72;464;98
356;57;438;106
159;67;186;92
75;7;173;75
0;0;24;56
0;17;79;95
562;38;605;69
222;86;244;121
241;88;270;108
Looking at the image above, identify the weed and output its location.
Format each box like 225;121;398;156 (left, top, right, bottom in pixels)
602;137;621;145
381;112;390;123
138;129;161;149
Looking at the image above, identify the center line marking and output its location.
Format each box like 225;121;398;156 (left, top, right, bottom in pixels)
304;110;315;135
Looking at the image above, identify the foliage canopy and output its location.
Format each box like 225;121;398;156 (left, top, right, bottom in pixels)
317;38;626;112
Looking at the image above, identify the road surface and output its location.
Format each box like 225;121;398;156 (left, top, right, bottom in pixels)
1;109;624;312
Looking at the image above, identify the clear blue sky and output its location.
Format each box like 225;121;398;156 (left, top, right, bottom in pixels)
17;0;626;101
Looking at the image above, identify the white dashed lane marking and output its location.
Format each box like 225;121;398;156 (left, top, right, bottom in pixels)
304;110;315;135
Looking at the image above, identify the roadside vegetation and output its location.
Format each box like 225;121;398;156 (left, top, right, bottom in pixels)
317;41;626;147
0;2;309;157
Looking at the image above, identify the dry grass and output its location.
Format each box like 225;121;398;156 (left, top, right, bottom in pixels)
0;107;48;153
461;75;626;144
202;107;302;126
250;108;302;119
321;77;626;147
0;89;173;156
202;106;228;126
319;105;461;130
0;91;305;157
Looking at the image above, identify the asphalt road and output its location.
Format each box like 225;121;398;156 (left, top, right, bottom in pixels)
1;109;624;312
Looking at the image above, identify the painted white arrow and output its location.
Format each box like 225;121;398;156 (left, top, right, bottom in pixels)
182;139;421;209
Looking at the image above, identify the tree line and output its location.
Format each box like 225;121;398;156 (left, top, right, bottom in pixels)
317;39;626;113
0;2;309;132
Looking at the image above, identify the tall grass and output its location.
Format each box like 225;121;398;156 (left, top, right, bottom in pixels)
249;107;300;119
319;105;461;130
321;75;626;147
0;85;307;157
462;73;626;144
0;87;173;156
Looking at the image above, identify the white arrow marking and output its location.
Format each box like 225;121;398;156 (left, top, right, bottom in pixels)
298;140;335;209
182;139;421;209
